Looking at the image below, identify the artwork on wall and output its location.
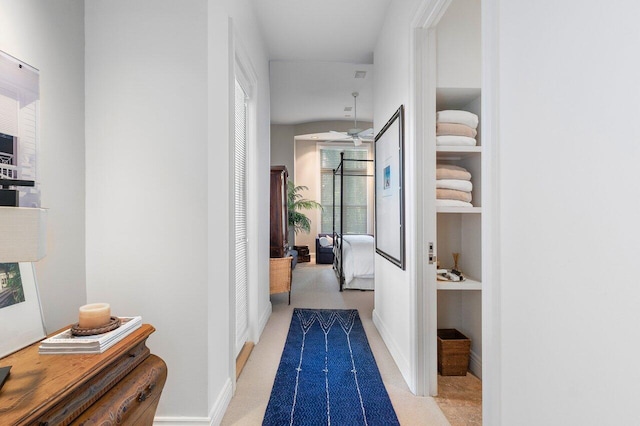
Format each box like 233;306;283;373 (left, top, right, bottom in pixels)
374;105;405;270
0;263;46;358
0;263;25;309
0;50;45;358
0;50;41;207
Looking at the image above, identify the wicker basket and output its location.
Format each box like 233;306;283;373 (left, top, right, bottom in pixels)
437;328;471;376
269;257;292;303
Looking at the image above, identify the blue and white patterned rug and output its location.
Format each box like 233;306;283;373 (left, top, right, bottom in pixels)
263;309;400;426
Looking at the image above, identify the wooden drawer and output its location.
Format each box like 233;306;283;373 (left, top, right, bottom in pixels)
0;325;159;426
71;354;167;425
293;246;309;256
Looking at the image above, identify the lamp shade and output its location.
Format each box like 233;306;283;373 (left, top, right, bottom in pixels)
0;207;47;262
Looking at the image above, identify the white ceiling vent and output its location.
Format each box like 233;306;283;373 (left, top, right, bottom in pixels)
354;70;367;79
344;106;353;111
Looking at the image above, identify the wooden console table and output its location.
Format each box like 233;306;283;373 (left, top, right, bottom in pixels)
0;324;167;425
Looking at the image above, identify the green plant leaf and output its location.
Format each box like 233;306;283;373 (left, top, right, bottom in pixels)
287;180;322;234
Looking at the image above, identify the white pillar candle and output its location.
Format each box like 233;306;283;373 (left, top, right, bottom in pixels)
78;303;111;328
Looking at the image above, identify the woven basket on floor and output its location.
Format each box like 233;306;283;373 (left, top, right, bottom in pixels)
437;328;471;376
269;256;292;296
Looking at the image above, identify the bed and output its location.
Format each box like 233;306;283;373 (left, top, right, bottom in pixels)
331;151;376;291
334;234;375;290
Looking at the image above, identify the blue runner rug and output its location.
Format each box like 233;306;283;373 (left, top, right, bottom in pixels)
263;309;400;426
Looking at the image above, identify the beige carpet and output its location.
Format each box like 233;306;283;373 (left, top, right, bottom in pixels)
221;261;451;425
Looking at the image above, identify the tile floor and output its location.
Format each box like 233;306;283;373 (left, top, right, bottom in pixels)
435;373;483;425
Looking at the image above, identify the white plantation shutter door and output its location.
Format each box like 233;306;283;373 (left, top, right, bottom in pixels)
234;80;249;357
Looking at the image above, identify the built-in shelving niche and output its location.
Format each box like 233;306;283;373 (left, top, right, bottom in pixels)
435;87;483;379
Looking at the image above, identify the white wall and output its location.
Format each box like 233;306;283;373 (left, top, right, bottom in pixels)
373;0;424;391
0;0;86;332
271;124;295;175
495;0;640;424
436;0;481;88
85;0;210;417
86;0;270;421
292;140;318;250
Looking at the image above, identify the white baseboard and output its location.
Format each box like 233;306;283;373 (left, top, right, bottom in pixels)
209;377;233;425
153;416;211;425
153;378;232;426
254;302;272;343
469;349;482;379
372;308;413;390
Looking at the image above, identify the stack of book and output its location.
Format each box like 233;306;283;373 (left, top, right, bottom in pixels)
39;316;142;354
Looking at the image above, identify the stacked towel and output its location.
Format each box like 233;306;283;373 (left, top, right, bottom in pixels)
436;164;471;180
436;110;479;128
436;110;479;147
436;164;473;207
436;179;472;192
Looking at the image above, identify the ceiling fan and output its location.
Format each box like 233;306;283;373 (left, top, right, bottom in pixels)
326;92;374;146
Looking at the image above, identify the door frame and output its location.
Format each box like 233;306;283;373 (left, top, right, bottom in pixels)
411;0;452;398
410;0;501;423
229;22;261;390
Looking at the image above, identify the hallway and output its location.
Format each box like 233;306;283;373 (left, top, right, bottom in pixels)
222;261;449;425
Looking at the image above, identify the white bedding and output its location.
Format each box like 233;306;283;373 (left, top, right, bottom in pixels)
337;234;375;290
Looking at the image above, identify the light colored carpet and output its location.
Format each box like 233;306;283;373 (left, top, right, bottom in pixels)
221;261;451;425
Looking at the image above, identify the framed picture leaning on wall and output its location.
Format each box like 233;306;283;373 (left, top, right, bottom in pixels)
0;263;46;357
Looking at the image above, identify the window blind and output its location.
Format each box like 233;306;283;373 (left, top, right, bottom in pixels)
234;79;249;357
320;148;369;234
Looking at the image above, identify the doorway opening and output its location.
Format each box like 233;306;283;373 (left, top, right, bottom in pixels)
413;0;498;423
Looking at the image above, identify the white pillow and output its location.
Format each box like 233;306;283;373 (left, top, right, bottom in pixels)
319;236;333;247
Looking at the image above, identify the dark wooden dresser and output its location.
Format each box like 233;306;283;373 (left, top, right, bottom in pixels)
0;324;167;425
270;165;289;258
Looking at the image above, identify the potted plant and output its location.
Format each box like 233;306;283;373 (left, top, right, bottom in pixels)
287;181;322;235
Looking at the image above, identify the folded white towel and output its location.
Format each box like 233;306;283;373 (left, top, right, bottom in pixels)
436;179;473;192
436;110;479;129
435;199;473;208
436;135;477;147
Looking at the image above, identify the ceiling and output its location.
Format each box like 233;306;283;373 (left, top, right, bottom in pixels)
250;0;392;126
269;61;374;125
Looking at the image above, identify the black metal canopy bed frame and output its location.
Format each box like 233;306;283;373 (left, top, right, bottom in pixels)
332;152;375;291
